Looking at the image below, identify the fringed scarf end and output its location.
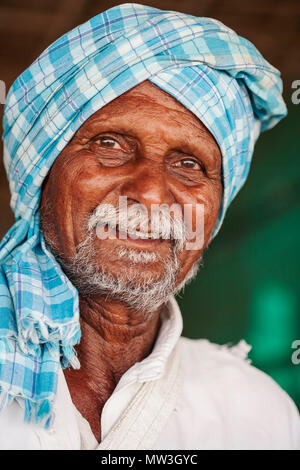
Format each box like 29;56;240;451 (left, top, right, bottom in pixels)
0;389;55;430
24;398;54;429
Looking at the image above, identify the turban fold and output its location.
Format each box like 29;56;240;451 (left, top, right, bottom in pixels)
0;3;287;426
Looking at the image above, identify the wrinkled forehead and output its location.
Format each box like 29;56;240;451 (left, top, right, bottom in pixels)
72;80;218;147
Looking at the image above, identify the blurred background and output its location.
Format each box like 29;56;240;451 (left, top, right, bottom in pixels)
0;0;299;408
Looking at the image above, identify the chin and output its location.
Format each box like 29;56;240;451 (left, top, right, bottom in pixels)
98;257;168;282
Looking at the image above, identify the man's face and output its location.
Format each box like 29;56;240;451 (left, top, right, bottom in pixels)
41;81;222;310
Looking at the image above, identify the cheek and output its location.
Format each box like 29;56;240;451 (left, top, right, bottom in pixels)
64;151;131;201
51;151;140;244
53;153;113;211
175;180;222;244
201;183;222;239
42;153;102;247
173;181;222;277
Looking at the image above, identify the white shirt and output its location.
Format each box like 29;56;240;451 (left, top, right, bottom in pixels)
0;296;299;450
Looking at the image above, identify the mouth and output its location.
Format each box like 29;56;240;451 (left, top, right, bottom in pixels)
97;223;165;247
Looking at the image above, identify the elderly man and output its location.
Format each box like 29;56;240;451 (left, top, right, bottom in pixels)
0;3;299;450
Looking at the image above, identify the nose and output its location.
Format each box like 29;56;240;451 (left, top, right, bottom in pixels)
119;159;175;210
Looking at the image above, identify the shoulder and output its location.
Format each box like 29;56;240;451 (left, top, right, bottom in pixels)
178;336;294;402
177;337;300;449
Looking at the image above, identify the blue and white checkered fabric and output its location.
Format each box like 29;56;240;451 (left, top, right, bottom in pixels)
0;3;287;426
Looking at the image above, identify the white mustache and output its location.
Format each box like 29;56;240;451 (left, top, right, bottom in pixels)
88;202;188;252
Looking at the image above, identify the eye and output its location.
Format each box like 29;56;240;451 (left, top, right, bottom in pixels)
97;136;122;149
174;158;203;171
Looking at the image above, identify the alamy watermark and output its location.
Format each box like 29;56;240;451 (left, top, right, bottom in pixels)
291;340;300;365
291;80;300;105
88;196;205;250
0;80;6;105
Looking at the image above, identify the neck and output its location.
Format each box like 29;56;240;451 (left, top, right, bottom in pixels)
63;294;162;442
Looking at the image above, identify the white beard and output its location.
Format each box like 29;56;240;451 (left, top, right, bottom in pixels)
55;232;202;313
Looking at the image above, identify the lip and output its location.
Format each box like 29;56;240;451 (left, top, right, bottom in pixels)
116;228;163;246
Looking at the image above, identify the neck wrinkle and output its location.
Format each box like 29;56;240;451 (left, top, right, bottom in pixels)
79;294;162;341
74;295;162;383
